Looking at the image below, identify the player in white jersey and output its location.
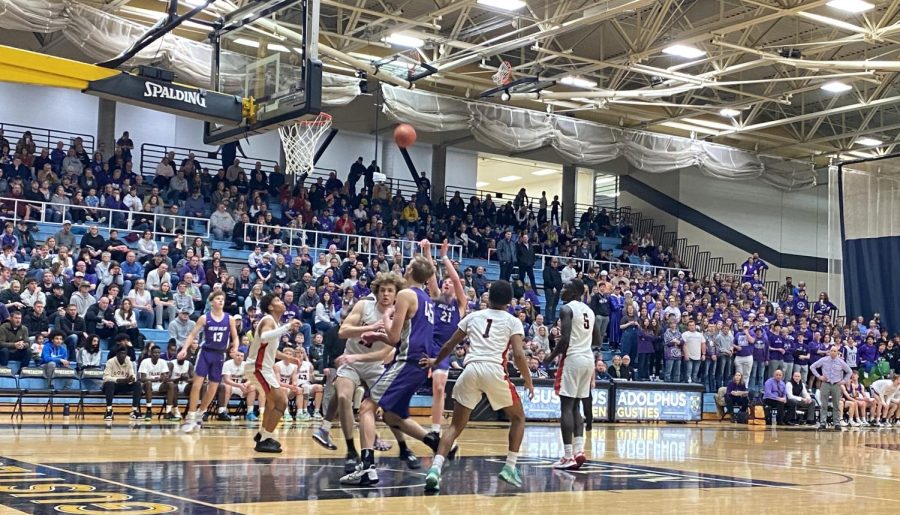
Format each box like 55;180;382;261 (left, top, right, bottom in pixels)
544;278;601;470
246;293;301;453
314;272;415;474
295;348;324;420
422;280;534;493
275;347;302;421
219;350;261;421
168;355;193;420
870;375;900;425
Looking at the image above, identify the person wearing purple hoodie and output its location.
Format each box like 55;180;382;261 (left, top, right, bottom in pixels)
749;325;769;391
858;335;879;375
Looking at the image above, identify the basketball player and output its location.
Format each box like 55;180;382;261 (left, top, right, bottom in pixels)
168;352;193;420
179;290;239;433
315;272;417;473
296;347;324;420
274;347;302;422
339;242;443;486
422;280;533;492
426;241;468;435
246;293;302;452
220;350;260;421
544;278;600;469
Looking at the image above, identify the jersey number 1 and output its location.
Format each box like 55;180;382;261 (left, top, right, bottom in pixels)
482;319;493;338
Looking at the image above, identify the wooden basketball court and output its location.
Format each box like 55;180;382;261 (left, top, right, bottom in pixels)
0;417;895;514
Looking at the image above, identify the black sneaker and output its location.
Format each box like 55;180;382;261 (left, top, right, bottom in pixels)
144;408;153;421
818;423;828;431
344;456;360;474
104;409;113;421
202;412;211;423
254;432;262;443
254;438;283;453
129;410;141;420
399;447;421;469
164;412;181;421
448;442;460;461
832;425;842;432
423;431;440;453
215;412;232;422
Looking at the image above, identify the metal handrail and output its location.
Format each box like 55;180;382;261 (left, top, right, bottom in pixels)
532;253;691;282
0;122;95;157
242;222;464;263
139;143;280;178
0;197;210;240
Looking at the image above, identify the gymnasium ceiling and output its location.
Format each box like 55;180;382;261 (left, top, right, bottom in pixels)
6;0;900;166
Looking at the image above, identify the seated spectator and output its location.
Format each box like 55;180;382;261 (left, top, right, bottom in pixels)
595;359;611;381
725;371;749;420
0;309;30;367
23;301;49;343
763;369;788;424
102;346;142;420
786;370;816;425
77;335;102;371
41;330;73;384
85;295;116;340
126;279;154;329
115;299;143;348
168;308;195;343
153;281;177;330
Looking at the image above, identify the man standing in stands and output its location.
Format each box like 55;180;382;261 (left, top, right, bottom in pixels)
497;231;516;282
590;278;610;345
515;234;536;291
543;258;562;321
811;345;852;431
347;157;366;198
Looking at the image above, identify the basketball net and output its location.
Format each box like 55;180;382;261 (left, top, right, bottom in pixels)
278;113;333;176
492;61;513;86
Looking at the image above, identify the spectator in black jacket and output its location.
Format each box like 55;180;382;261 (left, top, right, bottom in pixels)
55;304;88;358
22;301;49;343
496;231;516;282
515;234;537;291
542;257;562;321
79;226;106;259
85;296;116;340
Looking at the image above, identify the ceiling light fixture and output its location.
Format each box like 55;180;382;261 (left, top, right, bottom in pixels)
531;169;561;176
821;81;853;92
232;38;291;53
719;108;741;118
497;175;522;182
855;137;882;146
476;0;526;10
826;0;875;13
560;76;598;89
383;33;425;48
662;44;706;59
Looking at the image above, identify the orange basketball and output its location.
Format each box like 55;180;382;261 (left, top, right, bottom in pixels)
394;124;417;148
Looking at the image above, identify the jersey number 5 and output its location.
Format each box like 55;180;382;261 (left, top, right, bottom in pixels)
582;313;591;330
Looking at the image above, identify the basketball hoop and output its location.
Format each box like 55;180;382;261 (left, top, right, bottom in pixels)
278;113;333;176
492;61;513;86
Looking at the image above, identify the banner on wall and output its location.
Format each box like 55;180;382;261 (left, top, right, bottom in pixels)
614;388;703;422
516;385;609;421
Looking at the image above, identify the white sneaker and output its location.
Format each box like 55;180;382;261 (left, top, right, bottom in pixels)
155;325;163;330
839;419;849;427
849;419;860;427
181;414;199;433
340;464;379;486
552;457;578;470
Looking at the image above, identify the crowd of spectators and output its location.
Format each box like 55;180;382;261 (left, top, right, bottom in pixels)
0;131;895;426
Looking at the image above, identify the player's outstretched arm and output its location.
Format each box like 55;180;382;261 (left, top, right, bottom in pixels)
545;305;573;365
177;315;206;359
440;240;467;316
424;328;466;369
510;334;534;399
336;343;394;366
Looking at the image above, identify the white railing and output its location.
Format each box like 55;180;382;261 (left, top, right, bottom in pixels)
243;223;464;263
487;246;691;281
0;197;210;240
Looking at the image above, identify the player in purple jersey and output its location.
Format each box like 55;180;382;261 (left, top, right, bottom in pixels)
339;241;453;486
178;291;239;433
425;240;467;435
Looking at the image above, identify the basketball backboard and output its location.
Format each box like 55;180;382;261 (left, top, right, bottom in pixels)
204;0;322;145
